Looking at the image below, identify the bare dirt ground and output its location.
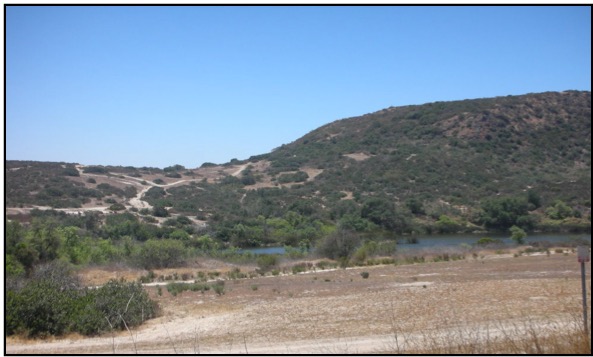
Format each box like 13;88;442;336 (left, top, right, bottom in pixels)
6;251;591;354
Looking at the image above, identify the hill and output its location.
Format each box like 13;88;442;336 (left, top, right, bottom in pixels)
5;91;591;247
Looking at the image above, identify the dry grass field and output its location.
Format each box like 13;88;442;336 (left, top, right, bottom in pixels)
6;249;591;354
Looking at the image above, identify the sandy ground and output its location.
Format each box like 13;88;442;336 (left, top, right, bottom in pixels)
5;251;591;354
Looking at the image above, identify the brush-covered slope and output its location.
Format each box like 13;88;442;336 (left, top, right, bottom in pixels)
257;90;590;208
5;91;591;240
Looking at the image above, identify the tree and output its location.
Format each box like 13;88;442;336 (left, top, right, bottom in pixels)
6;220;24;255
152;205;169;218
509;225;527;244
361;197;410;233
527;190;542;210
545;200;574;220
13;243;39;276
406;198;425;215
479;197;530;230
436;215;461;234
135;239;186;269
29;218;61;262
315;229;360;261
338;214;376;232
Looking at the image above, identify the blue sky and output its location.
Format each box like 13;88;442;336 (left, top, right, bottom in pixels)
5;5;591;169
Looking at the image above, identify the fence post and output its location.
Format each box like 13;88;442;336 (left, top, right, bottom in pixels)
577;246;590;335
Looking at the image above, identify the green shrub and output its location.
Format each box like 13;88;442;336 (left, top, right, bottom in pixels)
6;280;75;337
212;281;225;295
476;237;502;246
91;279;159;333
109;203;126;211
315;260;336;270
291;263;308;274
135;239;186;269
83;166;108;174
316;229;360;260
6;276;159;337
62;167;80;176
361;271;370;279
256;254;278;272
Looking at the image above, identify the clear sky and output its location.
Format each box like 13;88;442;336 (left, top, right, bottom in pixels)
5;5;591;169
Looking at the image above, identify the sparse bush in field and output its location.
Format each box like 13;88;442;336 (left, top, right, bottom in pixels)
207;271;221;279
338;256;350;269
196;271;207;282
226;267;246;280
316;260;337;270
256;254;278;272
166;282;212;296
212;280;225;295
291;263;309;274
400;255;425;264
381;257;396;265
251;284;258;291
361;271;370;279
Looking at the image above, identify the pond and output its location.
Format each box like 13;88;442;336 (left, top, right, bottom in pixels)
239;246;287;255
395;232;591;252
241;233;591;255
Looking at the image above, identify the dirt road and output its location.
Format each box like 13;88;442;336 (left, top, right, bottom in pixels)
6;251;591;354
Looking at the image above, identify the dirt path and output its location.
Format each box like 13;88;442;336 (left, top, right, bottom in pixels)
6;252;591;354
7;163;250;218
75;165;192;211
231;163;249;177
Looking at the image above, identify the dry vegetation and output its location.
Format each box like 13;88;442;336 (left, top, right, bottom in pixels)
6;249;591;354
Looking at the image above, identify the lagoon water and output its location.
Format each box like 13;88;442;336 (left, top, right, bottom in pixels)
396;233;591;251
242;233;591;255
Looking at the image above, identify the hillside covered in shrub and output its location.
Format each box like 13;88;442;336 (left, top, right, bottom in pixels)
5;91;591;248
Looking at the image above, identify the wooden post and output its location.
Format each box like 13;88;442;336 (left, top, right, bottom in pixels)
577;246;590;335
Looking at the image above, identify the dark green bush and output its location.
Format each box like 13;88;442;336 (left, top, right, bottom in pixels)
6;276;159;337
6;280;76;337
256;254;278;272
212;280;225;296
82;166;108;174
62;167;80;177
316;229;360;260
135;239;186;269
93;279;159;332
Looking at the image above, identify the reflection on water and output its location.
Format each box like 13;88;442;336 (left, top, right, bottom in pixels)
239;246;287;255
242;233;591;255
396;233;591;251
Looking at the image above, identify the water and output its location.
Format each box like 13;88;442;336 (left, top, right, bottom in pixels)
395;233;591;252
239;246;287;255
241;233;591;255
